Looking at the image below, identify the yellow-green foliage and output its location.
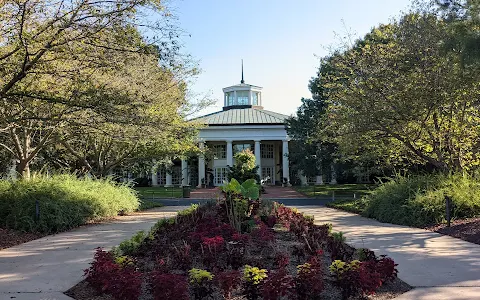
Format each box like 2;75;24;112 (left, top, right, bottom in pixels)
115;255;134;267
331;231;346;242
329;260;360;278
297;262;312;274
243;265;268;285
189;268;214;284
0;174;139;233
178;204;199;217
362;173;480;227
117;230;147;256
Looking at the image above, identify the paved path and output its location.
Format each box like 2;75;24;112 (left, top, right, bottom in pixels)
0;206;186;300
298;206;480;300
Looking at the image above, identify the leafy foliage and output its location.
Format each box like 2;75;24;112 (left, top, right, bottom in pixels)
261;268;295;300
84;248;142;300
80;186;398;299
150;272;189;300
362;173;480;227
243;265;268;300
296;253;325;299
0;0;203;178
227;150;260;184
0;174;139;233
216;270;242;299
115;230;148;256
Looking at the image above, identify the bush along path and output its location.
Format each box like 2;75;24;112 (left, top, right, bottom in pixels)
327;173;480;245
69;179;409;300
298;206;480;300
0;206;183;300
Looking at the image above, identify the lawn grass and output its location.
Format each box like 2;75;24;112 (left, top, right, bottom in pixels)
294;184;376;199
327;199;366;214
135;186;183;199
138;199;164;210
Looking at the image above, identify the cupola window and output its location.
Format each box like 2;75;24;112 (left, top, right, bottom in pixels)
226;92;235;106
252;92;259;105
236;91;249;105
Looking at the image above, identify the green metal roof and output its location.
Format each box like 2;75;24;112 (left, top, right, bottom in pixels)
194;108;289;125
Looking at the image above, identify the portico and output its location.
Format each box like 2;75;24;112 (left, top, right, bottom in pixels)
189;138;290;187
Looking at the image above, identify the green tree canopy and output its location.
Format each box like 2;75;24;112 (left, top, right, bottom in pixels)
323;7;480;172
0;0;204;178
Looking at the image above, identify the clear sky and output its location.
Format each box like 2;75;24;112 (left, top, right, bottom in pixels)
171;0;413;117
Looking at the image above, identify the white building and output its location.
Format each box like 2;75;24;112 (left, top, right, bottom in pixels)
151;75;293;188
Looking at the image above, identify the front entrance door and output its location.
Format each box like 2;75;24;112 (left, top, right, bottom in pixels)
262;167;274;185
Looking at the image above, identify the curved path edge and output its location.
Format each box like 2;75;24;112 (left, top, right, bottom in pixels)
297;206;480;300
0;207;187;300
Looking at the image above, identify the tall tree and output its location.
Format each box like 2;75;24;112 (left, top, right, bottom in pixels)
286;58;336;180
0;0;201;178
325;10;480;171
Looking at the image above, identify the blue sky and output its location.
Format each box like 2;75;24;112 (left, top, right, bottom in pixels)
172;0;412;116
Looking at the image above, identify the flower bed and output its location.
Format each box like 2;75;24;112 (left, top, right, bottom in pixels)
68;179;410;300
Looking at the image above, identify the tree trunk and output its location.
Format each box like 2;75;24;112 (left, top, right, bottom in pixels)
17;159;30;179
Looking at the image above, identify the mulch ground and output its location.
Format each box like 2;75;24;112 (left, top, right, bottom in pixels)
426;217;480;245
66;276;411;300
0;228;45;250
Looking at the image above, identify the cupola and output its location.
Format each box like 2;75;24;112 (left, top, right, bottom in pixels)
222;61;263;110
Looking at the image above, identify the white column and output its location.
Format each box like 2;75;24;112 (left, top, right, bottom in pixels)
330;164;337;184
165;171;173;187
181;159;188;186
254;140;261;180
282;140;290;186
197;142;205;188
315;175;324;185
151;171;158;186
226;140;233;167
299;170;308;186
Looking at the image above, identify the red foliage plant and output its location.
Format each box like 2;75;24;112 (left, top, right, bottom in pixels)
334;257;397;298
261;268;296;300
216;270;242;299
202;235;225;252
190;218;236;245
275;252;290;269
232;232;250;243
84;248;142;300
150;272;189;300
376;256;398;282
265;215;277;228
171;242;192;270
251;222;275;243
296;253;324;300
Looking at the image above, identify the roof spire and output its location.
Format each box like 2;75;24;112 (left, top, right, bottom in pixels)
241;59;245;84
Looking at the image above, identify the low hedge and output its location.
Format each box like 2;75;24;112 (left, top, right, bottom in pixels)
0;174;140;233
360;173;480;227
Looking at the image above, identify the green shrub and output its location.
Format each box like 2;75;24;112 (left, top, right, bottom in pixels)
361;173;480;227
116;230;147;256
227;149;260;184
0;174;139;233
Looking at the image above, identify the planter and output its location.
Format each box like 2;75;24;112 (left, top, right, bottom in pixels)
182;185;191;198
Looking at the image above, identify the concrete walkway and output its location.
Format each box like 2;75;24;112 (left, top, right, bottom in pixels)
298;206;480;300
0;206;186;300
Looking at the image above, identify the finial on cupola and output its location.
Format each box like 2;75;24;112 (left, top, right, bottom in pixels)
241;59;245;84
